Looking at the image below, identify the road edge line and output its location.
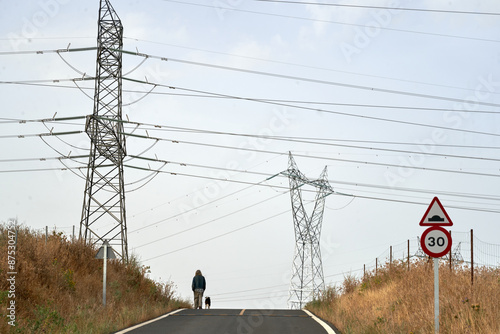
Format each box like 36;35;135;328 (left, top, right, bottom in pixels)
114;308;186;333
302;309;338;334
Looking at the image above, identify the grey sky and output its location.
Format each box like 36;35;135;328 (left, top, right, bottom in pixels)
1;0;500;308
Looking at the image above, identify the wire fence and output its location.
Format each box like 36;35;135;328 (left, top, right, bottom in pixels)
29;225;78;243
360;230;500;280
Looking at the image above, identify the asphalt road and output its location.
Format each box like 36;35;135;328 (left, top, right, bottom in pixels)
116;309;339;334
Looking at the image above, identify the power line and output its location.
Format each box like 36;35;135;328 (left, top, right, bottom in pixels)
0;36;93;41
126;149;500;211
0;46;97;56
138;181;500;261
130;154;271;178
80;77;500;148
210;285;288;297
7;38;498;100
10;115;500;152
353;194;500;214
3;80;500;117
0;130;84;139
329;179;500;203
4;115;498;204
2;156;499;214
121;131;500;179
253;0;500;16
0;166;85;173
134;192;286;248
119;78;500;138
122;36;499;96
162;0;500;43
128;180;268;233
125;161;500;214
117;120;500;163
0;115;87;124
127;153;285;220
7;46;473;128
5;42;497;98
215;294;289;303
0;155;89;163
142;209;290;262
118;56;500;109
3;150;497;214
3;75;500;138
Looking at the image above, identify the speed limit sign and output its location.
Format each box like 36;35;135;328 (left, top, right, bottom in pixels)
421;226;452;258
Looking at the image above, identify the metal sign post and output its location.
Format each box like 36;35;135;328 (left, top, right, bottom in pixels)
433;257;439;333
95;240;116;306
421;229;451;333
419;197;454;334
103;242;107;306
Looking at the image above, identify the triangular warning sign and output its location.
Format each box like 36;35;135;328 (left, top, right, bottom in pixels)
419;197;453;226
95;241;117;259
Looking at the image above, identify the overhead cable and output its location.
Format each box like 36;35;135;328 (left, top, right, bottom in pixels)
118;55;500;109
134;192;286;248
253;0;500;16
162;0;500;43
121;131;500;178
119;77;500;137
2;80;500;117
142;209;290;261
109;119;500;162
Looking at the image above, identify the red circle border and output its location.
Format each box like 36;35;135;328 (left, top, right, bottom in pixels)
420;226;452;258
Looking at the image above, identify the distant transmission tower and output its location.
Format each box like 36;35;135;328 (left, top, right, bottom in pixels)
282;152;334;309
80;0;128;261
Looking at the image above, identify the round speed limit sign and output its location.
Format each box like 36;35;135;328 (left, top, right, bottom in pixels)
420;226;452;258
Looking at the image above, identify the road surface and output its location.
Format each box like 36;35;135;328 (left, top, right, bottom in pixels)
116;309;339;334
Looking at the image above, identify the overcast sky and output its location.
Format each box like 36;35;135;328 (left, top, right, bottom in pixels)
2;0;500;309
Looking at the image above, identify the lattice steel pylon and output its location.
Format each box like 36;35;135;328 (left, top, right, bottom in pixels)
282;152;334;309
80;0;128;262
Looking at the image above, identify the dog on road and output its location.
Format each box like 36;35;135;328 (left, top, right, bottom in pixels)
205;297;211;309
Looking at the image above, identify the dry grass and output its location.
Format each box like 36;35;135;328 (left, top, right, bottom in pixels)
307;259;500;333
0;224;191;333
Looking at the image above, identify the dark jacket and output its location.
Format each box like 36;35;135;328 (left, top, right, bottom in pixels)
192;275;206;291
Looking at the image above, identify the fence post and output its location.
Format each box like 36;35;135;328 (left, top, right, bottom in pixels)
376;258;378;276
45;226;48;245
407;239;410;271
449;230;452;272
72;225;75;242
363;264;366;279
470;229;474;286
390;246;392;271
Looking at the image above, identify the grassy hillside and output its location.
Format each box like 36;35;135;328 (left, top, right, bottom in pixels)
307;259;500;333
0;224;190;333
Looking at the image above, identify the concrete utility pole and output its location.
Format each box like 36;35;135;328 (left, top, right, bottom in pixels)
80;0;128;262
282;152;334;309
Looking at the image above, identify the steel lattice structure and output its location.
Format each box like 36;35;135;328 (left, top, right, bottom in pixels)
80;0;128;261
282;152;334;309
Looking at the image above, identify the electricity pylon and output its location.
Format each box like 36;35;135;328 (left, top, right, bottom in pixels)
444;242;464;264
282;152;334;309
80;0;128;261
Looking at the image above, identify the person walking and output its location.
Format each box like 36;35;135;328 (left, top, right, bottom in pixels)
192;269;206;309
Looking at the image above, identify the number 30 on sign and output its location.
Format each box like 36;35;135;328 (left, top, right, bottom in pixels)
420;226;452;258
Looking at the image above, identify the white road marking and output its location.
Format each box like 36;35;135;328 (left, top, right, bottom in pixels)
302;309;338;334
114;308;185;333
